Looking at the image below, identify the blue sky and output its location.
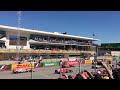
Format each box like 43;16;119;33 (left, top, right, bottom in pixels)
0;11;120;45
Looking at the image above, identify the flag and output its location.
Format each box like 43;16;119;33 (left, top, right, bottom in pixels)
93;34;95;36
63;32;67;34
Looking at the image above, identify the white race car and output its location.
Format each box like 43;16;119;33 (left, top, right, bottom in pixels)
13;68;32;74
92;65;103;69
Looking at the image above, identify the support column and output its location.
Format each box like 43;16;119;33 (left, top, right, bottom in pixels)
64;45;65;50
64;54;69;58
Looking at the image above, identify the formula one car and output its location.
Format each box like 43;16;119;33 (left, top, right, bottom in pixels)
92;65;103;69
58;74;68;79
55;68;73;74
12;68;33;74
91;71;98;76
58;74;75;79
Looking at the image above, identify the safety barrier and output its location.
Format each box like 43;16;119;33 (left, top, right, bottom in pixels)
0;62;57;71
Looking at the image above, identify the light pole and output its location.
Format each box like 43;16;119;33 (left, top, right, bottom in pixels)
116;57;117;69
31;62;33;79
59;60;62;78
30;60;33;79
31;63;33;79
79;58;82;74
94;45;98;72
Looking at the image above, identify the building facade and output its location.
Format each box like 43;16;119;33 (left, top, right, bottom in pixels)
99;43;120;56
0;25;98;60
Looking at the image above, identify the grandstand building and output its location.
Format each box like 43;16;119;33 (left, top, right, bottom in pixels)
99;43;120;56
0;25;98;60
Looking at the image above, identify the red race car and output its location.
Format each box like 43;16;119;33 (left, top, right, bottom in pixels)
58;74;68;79
58;75;75;79
55;68;73;74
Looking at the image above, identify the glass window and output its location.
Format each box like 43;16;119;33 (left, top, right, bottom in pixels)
9;35;27;46
0;30;6;39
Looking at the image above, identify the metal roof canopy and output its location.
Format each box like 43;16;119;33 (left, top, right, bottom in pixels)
0;25;99;41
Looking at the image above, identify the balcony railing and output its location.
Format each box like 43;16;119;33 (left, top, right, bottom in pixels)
29;39;95;46
0;49;95;54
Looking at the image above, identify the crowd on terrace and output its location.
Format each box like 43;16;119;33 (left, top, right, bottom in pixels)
29;34;96;46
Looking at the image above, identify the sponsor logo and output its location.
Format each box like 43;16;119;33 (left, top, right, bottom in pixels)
12;64;34;70
0;56;5;59
85;60;92;64
45;63;55;66
64;61;79;65
16;64;31;68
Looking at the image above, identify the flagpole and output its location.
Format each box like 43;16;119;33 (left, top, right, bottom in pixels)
92;33;98;73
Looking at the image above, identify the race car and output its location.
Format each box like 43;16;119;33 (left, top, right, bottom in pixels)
58;74;68;79
92;65;103;69
57;74;75;79
91;71;97;76
12;68;32;74
55;68;73;74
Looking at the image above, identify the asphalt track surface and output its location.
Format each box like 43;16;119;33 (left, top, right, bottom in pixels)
0;64;97;79
0;60;118;79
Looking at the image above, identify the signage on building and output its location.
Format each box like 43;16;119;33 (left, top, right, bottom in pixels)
111;51;120;56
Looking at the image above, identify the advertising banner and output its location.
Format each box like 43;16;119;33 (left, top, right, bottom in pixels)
113;57;120;60
111;51;120;56
62;61;79;66
105;58;112;61
42;61;60;67
84;60;92;64
11;63;34;70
